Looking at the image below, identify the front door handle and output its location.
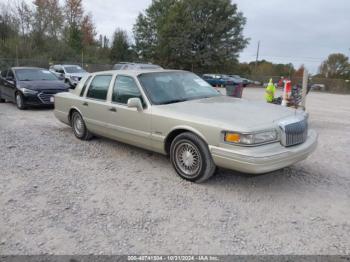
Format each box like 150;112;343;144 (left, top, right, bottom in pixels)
83;102;88;106
109;107;117;112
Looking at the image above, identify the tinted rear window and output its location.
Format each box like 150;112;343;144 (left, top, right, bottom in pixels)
86;75;112;100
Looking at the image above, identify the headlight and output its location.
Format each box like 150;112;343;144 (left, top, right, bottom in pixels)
70;76;79;81
224;130;278;146
20;88;38;95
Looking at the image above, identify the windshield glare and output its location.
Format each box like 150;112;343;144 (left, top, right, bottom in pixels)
138;72;221;105
15;69;58;81
64;66;86;73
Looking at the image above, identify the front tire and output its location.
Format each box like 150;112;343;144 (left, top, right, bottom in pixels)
170;132;216;183
71;111;93;140
15;93;26;110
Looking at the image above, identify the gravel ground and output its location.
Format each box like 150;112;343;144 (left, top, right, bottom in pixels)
0;88;349;255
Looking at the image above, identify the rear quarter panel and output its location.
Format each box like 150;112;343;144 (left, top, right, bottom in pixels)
54;75;90;125
54;92;83;125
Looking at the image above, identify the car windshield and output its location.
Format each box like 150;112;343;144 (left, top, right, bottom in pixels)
64;66;86;73
15;69;58;81
138;71;221;105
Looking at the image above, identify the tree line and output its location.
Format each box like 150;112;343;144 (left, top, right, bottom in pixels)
0;0;349;79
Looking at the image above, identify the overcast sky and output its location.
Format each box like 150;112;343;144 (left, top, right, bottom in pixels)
5;0;350;73
83;0;350;73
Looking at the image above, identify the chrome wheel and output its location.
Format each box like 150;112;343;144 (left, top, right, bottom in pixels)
174;142;202;177
73;114;84;137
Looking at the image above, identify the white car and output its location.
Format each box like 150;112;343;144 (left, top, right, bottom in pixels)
50;64;88;88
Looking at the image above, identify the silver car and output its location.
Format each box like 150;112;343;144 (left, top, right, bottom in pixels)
50;64;88;88
54;70;317;182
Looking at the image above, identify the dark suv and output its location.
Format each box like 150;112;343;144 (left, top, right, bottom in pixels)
0;67;69;109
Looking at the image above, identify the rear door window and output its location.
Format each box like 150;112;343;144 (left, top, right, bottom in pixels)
7;70;14;79
86;75;112;101
1;70;8;78
80;76;92;97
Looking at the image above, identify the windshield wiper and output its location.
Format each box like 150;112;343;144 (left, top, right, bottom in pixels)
20;79;32;81
161;98;189;105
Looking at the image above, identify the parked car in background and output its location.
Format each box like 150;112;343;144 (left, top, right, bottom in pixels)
311;83;326;91
112;62;163;70
228;75;249;87
54;69;317;183
202;74;239;87
49;64;88;88
0;67;69;109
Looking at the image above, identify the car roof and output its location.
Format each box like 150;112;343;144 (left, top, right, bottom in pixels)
51;64;81;67
12;67;44;70
92;69;184;77
114;62;159;66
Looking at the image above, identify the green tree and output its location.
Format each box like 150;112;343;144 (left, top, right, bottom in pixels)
64;0;84;53
133;0;177;62
133;0;248;72
319;53;349;79
110;29;132;62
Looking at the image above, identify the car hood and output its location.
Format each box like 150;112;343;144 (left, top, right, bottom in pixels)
154;95;305;131
66;72;88;78
19;80;69;91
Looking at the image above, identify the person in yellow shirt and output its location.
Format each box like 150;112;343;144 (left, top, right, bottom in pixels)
265;78;276;103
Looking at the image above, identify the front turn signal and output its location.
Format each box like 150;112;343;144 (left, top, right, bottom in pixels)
224;132;241;143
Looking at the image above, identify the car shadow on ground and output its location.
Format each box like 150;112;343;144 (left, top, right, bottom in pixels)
2;101;54;111
92;134;316;190
57;124;332;192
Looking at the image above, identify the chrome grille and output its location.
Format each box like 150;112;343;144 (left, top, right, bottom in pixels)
37;90;65;104
38;93;54;104
279;117;308;147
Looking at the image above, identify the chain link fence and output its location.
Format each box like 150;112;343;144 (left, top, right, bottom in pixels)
1;58;349;93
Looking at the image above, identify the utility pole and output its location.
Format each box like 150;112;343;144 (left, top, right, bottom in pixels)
254;41;260;75
301;68;309;110
81;50;84;68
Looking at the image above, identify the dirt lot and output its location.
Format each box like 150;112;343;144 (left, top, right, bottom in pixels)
0;88;349;255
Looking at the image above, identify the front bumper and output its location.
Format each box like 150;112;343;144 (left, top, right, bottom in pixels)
23;93;51;106
210;129;318;174
23;91;67;106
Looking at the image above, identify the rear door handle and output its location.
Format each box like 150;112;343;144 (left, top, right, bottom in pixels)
83;102;88;106
109;107;117;112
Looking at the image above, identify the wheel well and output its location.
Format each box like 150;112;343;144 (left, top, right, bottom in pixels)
68;108;78;125
164;129;190;155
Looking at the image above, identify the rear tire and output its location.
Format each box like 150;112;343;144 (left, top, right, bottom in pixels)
0;92;5;103
15;92;26;110
71;111;93;140
170;132;216;183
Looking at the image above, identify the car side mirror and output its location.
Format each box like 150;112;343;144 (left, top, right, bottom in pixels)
127;97;143;111
58;75;65;80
